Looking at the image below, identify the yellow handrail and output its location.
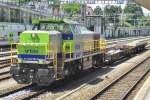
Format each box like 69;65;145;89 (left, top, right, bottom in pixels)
10;43;56;65
10;39;107;79
62;39;107;62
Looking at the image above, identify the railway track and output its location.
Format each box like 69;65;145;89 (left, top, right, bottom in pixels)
0;48;17;82
122;70;150;100
0;66;11;81
106;36;150;45
1;85;48;100
0;73;11;81
0;49;17;68
52;50;150;100
0;84;33;98
0;53;137;100
90;57;150;100
0;65;113;100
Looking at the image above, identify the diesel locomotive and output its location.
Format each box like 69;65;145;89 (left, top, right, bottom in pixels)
10;19;107;85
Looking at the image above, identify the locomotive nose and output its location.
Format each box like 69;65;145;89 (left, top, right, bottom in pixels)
10;31;56;85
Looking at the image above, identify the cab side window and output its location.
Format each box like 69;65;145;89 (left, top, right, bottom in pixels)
63;24;71;34
70;25;79;34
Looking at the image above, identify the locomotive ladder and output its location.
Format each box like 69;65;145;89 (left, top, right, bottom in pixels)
55;42;72;80
50;46;60;80
10;43;18;65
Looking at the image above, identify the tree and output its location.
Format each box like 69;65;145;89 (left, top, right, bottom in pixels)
104;5;122;38
104;5;122;23
124;3;144;26
141;16;150;26
63;3;80;17
0;8;5;22
48;0;60;5
94;6;103;15
48;0;61;16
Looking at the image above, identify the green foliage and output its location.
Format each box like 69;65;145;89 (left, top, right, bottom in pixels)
141;16;150;26
63;3;80;16
145;21;150;26
94;6;103;15
48;0;60;5
104;5;122;14
104;5;122;24
124;4;144;26
13;0;29;4
122;22;132;27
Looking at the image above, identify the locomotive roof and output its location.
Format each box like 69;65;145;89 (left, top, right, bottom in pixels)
22;31;49;34
22;30;61;35
32;19;80;25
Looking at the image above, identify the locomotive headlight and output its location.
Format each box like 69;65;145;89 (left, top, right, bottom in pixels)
38;60;42;64
38;59;45;64
31;33;36;38
18;58;23;63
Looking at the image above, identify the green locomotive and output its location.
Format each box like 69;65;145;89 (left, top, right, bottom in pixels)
10;19;106;86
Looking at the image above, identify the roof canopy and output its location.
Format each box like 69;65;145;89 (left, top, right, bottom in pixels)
134;0;150;10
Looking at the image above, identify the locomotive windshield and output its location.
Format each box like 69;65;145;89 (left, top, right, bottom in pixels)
33;23;72;33
33;23;64;31
32;19;91;34
76;25;90;34
71;24;92;34
41;23;64;31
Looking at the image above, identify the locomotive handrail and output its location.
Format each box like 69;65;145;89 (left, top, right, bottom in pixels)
82;39;107;53
10;43;56;65
10;39;107;65
63;42;73;60
62;39;107;62
10;43;18;65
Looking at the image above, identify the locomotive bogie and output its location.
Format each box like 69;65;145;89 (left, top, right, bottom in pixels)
10;63;56;85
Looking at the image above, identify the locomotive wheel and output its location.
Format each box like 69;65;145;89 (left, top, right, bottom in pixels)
75;63;82;74
92;60;97;68
12;74;30;84
63;67;71;78
78;64;83;71
10;65;31;84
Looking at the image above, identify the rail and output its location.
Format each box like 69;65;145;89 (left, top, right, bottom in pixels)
121;68;150;100
90;56;150;100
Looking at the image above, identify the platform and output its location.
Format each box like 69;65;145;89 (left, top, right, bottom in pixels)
134;76;150;100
